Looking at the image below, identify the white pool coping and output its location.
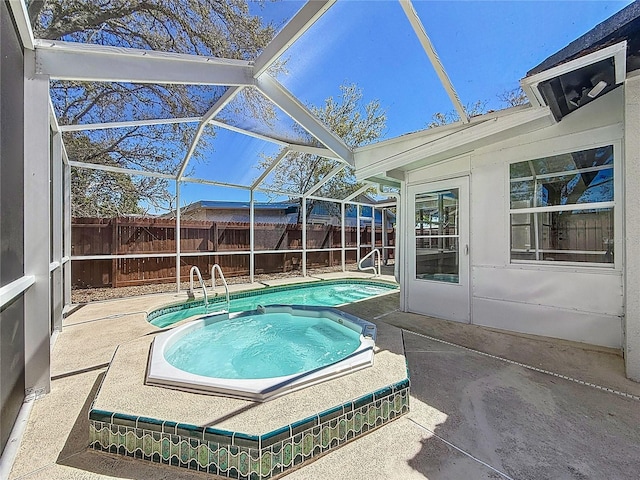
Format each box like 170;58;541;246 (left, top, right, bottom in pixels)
146;305;377;402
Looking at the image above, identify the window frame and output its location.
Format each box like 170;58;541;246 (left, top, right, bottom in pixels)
507;141;621;270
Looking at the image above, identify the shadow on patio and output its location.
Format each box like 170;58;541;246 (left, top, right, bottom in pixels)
9;287;640;480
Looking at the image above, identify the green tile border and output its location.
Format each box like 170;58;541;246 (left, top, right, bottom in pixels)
89;378;409;479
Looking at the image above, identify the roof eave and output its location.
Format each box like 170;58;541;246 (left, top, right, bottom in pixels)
355;105;552;182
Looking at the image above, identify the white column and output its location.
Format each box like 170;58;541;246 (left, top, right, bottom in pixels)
341;202;346;272
400;186;408;311
382;208;387;263
369;205;374;261
250;190;255;283
51;132;63;332
302;197;307;277
176;180;181;292
63;163;71;305
23;50;51;397
624;73;640;381
356;205;361;264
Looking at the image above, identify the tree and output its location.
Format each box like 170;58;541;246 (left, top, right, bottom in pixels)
257;84;386;221
66;132;176;216
427;87;530;129
30;0;278;216
427;100;488;129
498;87;529;107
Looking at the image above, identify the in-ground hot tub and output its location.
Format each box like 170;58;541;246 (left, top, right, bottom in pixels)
146;305;377;401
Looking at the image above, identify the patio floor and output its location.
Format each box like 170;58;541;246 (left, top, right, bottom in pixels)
7;273;640;479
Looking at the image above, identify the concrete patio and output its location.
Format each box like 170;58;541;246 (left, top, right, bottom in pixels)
7;275;640;480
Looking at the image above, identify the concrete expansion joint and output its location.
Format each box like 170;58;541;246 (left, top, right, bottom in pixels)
403;330;640;402
65;311;148;326
373;308;399;320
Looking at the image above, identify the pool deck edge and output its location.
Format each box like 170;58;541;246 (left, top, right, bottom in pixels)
88;319;408;479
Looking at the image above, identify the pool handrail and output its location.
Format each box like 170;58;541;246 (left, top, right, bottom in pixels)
358;248;381;277
188;266;208;308
211;264;230;313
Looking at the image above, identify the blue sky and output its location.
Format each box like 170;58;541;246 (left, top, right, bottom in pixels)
179;0;633;207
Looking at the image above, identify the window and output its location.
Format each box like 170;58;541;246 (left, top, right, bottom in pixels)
415;189;459;282
509;145;614;264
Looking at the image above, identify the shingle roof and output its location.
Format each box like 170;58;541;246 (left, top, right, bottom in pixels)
528;1;640;76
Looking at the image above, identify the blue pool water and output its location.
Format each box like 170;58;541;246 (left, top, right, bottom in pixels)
149;281;397;328
164;312;361;379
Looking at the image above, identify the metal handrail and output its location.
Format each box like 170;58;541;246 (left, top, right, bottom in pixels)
211;264;230;313
188;266;208;307
358;248;381;277
0;275;35;310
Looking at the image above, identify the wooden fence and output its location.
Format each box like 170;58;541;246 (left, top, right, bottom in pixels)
72;217;395;288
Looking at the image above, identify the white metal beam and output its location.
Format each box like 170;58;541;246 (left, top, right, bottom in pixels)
71;159;250;190
209;119;341;159
251;148;290;190
256;74;353;164
288;144;342;160
7;0;35;50
306;194;353;203
0;276;35;310
177;87;244;180
68;161;175;180
249;190;255;283
60;117;201;132
60;139;70;166
179;176;249;191
48;98;71;166
63;163;71;304
48;98;60;133
399;0;469;123
34;40;255;86
253;186;302;198
343;183;372;202
209;118;287;145
175;179;181;292
303;163;346;197
51;131;64;332
253;0;337;77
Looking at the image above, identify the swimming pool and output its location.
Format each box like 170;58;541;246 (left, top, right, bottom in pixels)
146;305;377;401
148;279;398;328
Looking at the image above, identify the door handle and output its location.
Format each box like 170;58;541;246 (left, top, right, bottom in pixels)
464;244;469;255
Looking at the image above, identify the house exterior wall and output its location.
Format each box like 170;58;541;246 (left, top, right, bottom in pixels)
624;72;640;380
403;88;625;349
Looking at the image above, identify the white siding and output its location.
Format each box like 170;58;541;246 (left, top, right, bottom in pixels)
624;73;640;379
402;88;625;348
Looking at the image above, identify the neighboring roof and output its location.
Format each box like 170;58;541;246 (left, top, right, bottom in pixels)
184;193;386;213
182;201;297;213
180;199;396;221
528;1;640;76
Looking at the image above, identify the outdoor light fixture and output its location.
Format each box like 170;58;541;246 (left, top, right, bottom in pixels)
567;88;583;107
567;75;609;108
521;41;627;122
587;79;608;98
